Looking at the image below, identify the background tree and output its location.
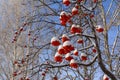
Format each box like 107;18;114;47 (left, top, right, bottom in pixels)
0;0;120;80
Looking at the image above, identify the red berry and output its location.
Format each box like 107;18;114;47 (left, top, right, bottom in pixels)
21;59;25;64
54;53;63;62
33;37;37;41
20;77;24;80
73;49;78;56
70;24;77;34
63;41;74;53
42;72;46;76
15;31;18;34
90;14;94;18
81;53;87;61
76;27;82;33
63;0;70;6
13;60;18;65
16;64;21;67
65;53;73;61
28;33;31;36
93;0;97;3
96;25;104;32
60;11;71;26
103;75;109;80
60;20;66;26
53;76;58;80
25;78;30;80
62;34;69;42
13;72;17;77
26;54;29;57
60;11;68;20
92;48;97;53
81;56;87;61
58;45;66;55
71;24;82;34
77;39;83;44
23;22;27;26
24;45;27;48
51;37;61;46
96;28;104;32
70;59;78;68
19;27;23;32
75;4;79;9
77;0;83;2
72;7;78;15
13;38;17;42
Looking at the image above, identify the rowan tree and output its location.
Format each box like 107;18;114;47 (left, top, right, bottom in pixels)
0;0;120;80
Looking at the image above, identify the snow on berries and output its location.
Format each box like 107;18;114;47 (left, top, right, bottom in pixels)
70;24;82;34
65;53;73;61
92;47;97;53
96;25;104;32
75;4;79;9
72;7;78;15
51;37;61;46
60;11;72;26
70;24;76;34
54;52;63;62
63;0;70;6
103;74;109;80
63;41;74;53
62;34;69;42
80;53;87;61
57;45;66;55
73;49;78;56
77;38;84;44
70;59;78;68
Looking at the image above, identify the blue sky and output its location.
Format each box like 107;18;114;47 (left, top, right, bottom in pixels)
103;0;119;45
